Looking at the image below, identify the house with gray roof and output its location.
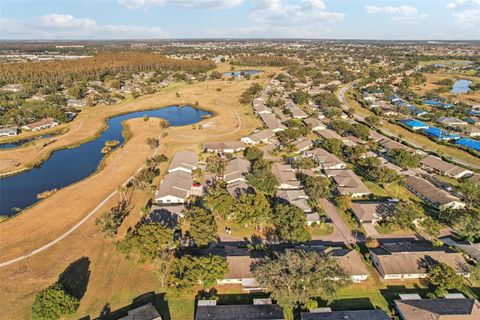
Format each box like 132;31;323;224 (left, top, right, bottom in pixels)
241;129;275;145
0;127;18;137
155;171;192;205
224;158;250;184
260;113;286;132
405;176;465;210
203;141;246;154
303;118;326;131
395;296;480;320
304;148;346;170
324;169;371;198
420;155;472;179
167;150;198;173
195;300;284;320
285;101;308;119
301;309;389;320
350;201;395;224
271;163;301;189
276;189;312;214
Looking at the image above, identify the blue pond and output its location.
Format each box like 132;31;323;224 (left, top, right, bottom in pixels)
0;132;59;150
223;70;262;77
0;106;211;216
451;79;472;94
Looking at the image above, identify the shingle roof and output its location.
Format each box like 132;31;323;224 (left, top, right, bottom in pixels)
405;176;463;206
350;202;394;222
271;163;301;188
224;158;251;183
324;169;371;196
301;310;390;320
394;298;480;320
168;150;198;172
155;171;192;200
195;304;285;320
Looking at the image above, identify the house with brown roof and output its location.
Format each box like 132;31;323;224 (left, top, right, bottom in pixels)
224;158;250;184
241;129;274;145
350;201;395;224
303;118;326;131
369;241;470;280
276;189;312;214
324;169;372;198
260;113;286;132
316;129;345;141
155;171;193;205
420;155;472;179
21;118;59;131
167;150;198;173
271;163;301;189
292;137;313;153
203;141;246;154
304;148;346;170
405;176;465;210
394;295;480;320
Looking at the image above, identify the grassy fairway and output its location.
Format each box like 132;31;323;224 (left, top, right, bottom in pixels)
0;69;280;319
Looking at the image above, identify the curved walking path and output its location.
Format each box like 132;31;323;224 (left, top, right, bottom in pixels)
0;134;162;268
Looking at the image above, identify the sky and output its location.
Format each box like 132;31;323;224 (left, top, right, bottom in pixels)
0;0;479;40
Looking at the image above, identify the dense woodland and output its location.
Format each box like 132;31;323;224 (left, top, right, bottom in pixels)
0;52;215;85
231;55;298;67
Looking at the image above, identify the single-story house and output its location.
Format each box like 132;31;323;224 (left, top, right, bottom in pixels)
304;148;346;170
324;169;372;198
226;180;252;199
370;241;470;280
437;117;468;128
405;176;466;210
167;150;198;173
301;310;390;320
260;113;286;132
155;171;192;204
195;299;284;320
350;201;395;225
317;129;345;141
420;155;472;179
203;141;246;153
252;99;271;114
276;189;312;214
0;127;18;137
464;116;480;126
67;99;87;108
271;163;302;189
400;119;429;131
118;302;162;320
21;118;59;131
463;125;480;137
285;101;308;119
292;138;313;153
241;129;274;145
224;158;250;183
303;118;326;131
394;295;480;320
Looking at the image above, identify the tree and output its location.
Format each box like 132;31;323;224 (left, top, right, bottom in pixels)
239;83;262;104
96;200;130;238
420;216;442;238
117;223;175;262
244;147;263;162
385;201;423;231
271;204;310;243
204;183;235;219
390;148;420;168
233;192;271;229
456;180;480;208
426;263;465;298
184;206;218;247
302;175;334;205
365;115;381;127
253;250;350;318
210;70;222;79
169;254;228;291
247;160;278;196
32;284;79;320
145;137;160;149
334;195;352;211
206;154;228;179
290;90;310;105
322;138;344;156
451;209;480;241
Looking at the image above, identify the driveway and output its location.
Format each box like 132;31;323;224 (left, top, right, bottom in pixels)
319;198;357;244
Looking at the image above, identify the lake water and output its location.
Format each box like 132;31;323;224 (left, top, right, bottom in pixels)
451;79;472;94
0;132;60;150
0;106;211;216
223;70;262;77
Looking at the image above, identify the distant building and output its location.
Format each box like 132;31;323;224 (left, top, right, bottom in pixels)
285;101;308;119
241;129;274;145
437;117;468;128
420;155;472;179
195;299;285;320
67;99;87;107
21;118;59;131
370;241;470;280
399;119;429;131
405;176;465;210
0;127;18;137
292;137;313;152
395;295;480;320
0;84;22;93
203;141;245;153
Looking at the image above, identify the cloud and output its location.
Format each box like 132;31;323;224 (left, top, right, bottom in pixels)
365;5;418;15
0;14;169;39
447;0;480;27
119;0;243;9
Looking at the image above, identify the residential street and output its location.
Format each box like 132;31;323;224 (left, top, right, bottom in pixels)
319;198;358;244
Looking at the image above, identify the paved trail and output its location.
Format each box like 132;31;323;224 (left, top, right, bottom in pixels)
0;133;162;268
